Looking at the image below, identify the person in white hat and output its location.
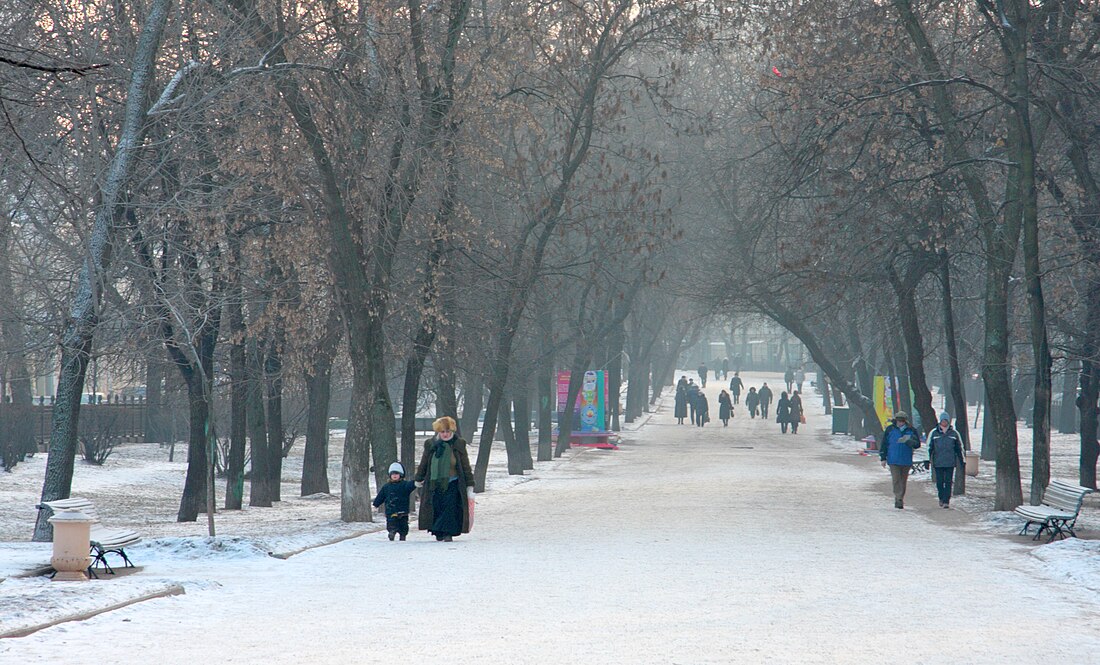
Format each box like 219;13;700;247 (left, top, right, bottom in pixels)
372;462;417;540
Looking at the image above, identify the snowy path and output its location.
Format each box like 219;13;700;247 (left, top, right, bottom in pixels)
6;378;1100;664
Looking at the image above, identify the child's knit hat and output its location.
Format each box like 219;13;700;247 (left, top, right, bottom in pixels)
388;462;405;477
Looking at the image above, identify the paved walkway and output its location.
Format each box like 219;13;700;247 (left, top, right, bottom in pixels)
6;373;1100;663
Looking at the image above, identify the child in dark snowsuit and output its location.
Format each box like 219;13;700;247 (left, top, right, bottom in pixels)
373;462;417;540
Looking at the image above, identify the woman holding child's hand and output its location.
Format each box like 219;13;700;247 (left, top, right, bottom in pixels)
414;416;475;542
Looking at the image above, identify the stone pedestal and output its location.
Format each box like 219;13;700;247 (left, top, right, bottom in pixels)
48;511;93;581
965;452;979;477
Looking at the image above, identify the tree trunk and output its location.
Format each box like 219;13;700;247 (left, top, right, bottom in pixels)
339;372;374;522
177;370;213;522
33;0;173;541
247;337;273;507
1059;363;1078;435
939;251;968;496
400;324;435;473
889;265;936;432
985;270;1023;510
301;312;341;497
145;354;166;444
459;374;484;444
846;312;874;436
0;211;35;468
940;251;970;450
302;359;333;496
998;0;1050;509
555;354;590;457
1079;293;1100;489
225;297;247;510
513;379;534;470
608;319;625;431
536;358;554;462
499;391;523;475
436;334;458;420
265;342;284;502
344;320;396;517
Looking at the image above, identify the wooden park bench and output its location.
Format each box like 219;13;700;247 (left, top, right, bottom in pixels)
36;497;141;577
1015;480;1094;543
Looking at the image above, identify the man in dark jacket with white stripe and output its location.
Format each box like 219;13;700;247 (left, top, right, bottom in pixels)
928;412;965;508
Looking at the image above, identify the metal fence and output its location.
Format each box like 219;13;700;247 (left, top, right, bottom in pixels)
24;396;148;448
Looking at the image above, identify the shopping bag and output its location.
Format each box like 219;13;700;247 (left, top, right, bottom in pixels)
467;497;476;531
800;414;806;424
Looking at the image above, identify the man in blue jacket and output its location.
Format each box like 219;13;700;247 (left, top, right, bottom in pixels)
879;411;921;509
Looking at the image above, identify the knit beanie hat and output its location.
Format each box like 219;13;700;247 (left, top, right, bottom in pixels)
388;462;405;477
939;412;951;423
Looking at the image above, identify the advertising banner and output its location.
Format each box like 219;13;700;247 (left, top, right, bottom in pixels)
556;370;607;432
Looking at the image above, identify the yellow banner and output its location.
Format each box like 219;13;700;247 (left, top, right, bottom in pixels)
873;376;893;428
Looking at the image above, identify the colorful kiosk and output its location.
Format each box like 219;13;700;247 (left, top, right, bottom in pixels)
553;370;619;449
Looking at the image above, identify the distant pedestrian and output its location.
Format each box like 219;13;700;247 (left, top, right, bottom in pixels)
686;379;700;425
718;390;732;426
928;412;965;508
776;391;792;433
789;391;804;433
795;367;806;393
729;372;743;405
758;383;773;419
745;387;759;419
697;363;708;388
784;368;795;393
674;377;689;425
721;357;730;380
696;392;710;427
373;462;417;541
878;412;921;510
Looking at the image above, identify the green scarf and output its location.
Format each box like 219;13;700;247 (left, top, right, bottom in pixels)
429;438;455;494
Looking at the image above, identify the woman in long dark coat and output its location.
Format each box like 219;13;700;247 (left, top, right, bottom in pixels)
415;416;474;541
674;379;688;424
718;390;732;426
789;390;804;433
776;391;792;434
745;387;759;419
696;392;710;427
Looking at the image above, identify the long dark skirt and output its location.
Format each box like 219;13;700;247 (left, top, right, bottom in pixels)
430;479;464;538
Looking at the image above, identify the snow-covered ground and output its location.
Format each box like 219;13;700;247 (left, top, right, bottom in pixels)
2;371;1099;663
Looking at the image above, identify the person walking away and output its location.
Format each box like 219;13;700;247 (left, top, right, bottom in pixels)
745;387;759;419
729;372;743;405
776;391;792;433
758;383;773;419
686;379;700;425
795;367;806;393
373;462;417;540
414;416;475;541
928;412;965;508
696;392;710;427
789;390;804;433
718;390;732;426
721;357;730;380
697;363;708;388
784;368;795;393
674;377;689;425
878;412;921;509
